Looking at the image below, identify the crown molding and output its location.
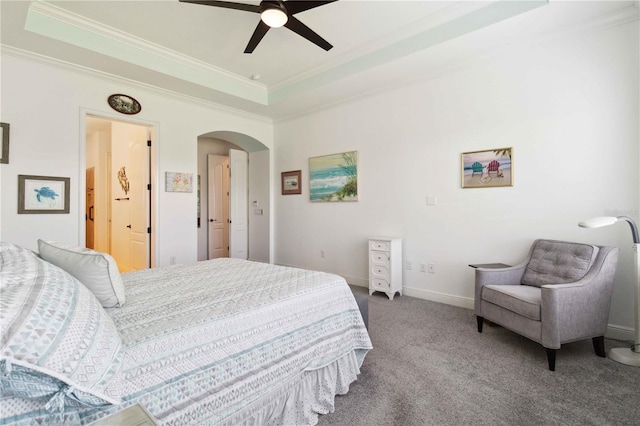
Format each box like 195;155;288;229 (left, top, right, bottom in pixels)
25;1;269;106
1;45;273;124
268;0;495;93
267;0;548;106
6;1;636;124
273;2;639;123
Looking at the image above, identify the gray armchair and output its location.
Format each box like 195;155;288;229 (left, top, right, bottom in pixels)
474;239;619;371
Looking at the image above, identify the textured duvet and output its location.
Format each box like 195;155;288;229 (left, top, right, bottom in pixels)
2;257;372;425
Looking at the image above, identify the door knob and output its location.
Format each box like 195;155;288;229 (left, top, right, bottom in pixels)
126;224;132;229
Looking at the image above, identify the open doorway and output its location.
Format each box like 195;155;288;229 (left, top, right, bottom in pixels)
197;133;270;263
85;115;153;272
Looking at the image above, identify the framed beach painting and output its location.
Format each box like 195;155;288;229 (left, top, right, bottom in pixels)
309;151;358;202
281;170;302;195
18;175;70;214
461;147;513;188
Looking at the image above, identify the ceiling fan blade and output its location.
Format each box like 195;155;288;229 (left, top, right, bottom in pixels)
244;21;270;53
178;0;260;13
284;16;333;51
285;0;338;15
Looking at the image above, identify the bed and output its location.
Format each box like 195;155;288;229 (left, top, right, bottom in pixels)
0;241;372;425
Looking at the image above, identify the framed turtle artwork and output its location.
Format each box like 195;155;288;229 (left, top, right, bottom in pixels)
18;175;70;214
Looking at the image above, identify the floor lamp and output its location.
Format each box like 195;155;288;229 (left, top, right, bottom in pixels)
578;216;640;367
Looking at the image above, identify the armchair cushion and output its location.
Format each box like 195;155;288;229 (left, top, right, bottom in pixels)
482;285;541;321
521;240;599;287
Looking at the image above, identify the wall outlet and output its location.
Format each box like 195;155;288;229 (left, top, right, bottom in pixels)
428;263;435;273
169;256;176;265
406;260;413;270
320;249;325;258
420;263;426;273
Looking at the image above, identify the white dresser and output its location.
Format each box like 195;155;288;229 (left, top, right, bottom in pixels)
368;237;403;300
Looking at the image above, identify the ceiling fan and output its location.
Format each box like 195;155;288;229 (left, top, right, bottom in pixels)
179;0;338;53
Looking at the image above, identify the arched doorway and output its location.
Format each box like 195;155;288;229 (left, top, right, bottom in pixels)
196;131;270;263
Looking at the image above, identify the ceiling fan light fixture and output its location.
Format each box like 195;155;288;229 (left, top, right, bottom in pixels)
260;5;288;28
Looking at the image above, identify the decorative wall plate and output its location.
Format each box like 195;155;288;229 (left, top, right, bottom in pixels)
108;94;141;115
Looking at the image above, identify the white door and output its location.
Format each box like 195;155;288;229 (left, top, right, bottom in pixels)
229;149;248;259
110;126;131;271
208;154;229;259
110;122;149;272
129;135;150;270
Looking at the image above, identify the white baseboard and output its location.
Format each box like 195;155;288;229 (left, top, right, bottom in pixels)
606;324;636;342
338;278;475;309
402;286;475;309
342;275;368;288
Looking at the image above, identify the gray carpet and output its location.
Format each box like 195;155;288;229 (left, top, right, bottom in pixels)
317;286;640;425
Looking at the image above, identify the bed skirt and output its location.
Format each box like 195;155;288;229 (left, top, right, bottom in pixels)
216;350;363;426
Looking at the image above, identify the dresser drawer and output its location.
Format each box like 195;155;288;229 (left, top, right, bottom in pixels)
370;240;390;252
371;278;390;290
370;251;389;265
371;264;389;278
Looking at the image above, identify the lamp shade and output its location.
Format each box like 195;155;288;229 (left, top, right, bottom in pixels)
261;7;288;28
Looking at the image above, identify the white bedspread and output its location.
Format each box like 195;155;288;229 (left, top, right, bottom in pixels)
4;258;371;425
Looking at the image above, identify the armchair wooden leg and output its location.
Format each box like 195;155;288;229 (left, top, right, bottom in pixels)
592;336;606;358
546;348;556;371
476;316;483;333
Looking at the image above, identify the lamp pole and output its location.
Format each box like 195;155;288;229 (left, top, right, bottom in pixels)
579;216;640;367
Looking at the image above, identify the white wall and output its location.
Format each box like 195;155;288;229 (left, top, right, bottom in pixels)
274;20;639;336
248;149;270;262
0;54;274;267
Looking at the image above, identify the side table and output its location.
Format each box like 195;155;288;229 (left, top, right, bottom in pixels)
468;263;511;269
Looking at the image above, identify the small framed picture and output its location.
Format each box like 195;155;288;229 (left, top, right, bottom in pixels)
281;170;302;195
0;122;9;164
18;175;70;214
461;147;513;188
165;172;193;193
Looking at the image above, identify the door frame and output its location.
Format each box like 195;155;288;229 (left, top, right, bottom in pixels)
85;167;95;249
79;109;158;268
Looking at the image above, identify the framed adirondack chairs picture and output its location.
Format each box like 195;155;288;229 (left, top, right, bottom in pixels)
461;148;513;188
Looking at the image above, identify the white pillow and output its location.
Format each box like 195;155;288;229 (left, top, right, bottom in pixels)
1;242;124;412
38;240;126;307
